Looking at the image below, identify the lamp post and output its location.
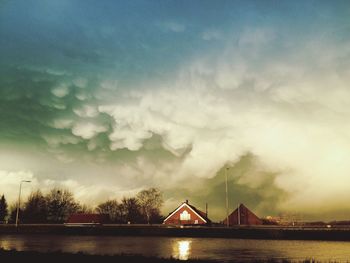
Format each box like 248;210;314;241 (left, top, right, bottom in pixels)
15;180;31;227
225;167;229;227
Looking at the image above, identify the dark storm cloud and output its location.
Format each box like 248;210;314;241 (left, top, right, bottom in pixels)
1;0;350;220
164;154;287;221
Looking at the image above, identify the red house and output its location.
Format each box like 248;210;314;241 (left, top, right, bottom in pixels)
223;203;262;226
163;200;211;225
65;214;109;226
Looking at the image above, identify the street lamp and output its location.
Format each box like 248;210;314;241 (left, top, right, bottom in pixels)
225;167;229;227
15;180;31;227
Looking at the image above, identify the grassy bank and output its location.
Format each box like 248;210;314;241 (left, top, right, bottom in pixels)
0;249;320;263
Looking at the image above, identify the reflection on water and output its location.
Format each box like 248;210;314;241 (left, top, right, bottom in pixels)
0;238;25;251
173;240;191;260
0;240;11;251
1;235;350;261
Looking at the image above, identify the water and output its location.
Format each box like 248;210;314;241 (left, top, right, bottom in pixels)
1;235;350;261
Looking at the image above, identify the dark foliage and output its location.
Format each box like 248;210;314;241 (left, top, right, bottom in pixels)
46;188;80;223
22;190;47;223
0;194;8;223
95;188;164;224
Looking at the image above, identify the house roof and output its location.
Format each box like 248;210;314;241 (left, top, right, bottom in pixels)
163;201;211;223
228;204;259;218
223;203;262;225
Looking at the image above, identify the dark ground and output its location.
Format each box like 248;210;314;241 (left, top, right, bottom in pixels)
0;249;318;263
1;224;350;241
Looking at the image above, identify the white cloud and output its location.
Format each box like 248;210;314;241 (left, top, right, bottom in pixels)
75;90;89;101
0;170;38;204
73;104;99;118
49;118;75;129
42;133;81;147
73;77;87;88
51;83;70;98
71;121;109;140
97;33;350;214
3;26;350;219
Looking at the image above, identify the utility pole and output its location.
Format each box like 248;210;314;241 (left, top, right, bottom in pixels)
225;167;229;227
15;180;31;227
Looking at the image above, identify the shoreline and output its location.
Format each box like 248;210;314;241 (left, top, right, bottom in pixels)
0;248;318;263
0;248;211;262
1;224;350;241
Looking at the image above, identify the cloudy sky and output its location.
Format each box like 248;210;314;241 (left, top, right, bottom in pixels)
1;0;350;221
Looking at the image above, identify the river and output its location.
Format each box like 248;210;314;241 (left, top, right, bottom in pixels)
1;235;350;261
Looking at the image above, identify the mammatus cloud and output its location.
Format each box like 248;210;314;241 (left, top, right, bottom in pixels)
72;121;109;140
1;0;350;221
51;83;70;98
95;30;350;216
2;29;350;219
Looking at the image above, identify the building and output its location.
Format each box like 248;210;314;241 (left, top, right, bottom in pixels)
223;203;262;226
65;213;110;226
163;200;211;225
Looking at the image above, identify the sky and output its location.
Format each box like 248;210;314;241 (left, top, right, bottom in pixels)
1;0;350;221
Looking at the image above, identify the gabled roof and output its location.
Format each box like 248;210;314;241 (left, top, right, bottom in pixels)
163;201;211;223
223;203;262;225
187;203;211;222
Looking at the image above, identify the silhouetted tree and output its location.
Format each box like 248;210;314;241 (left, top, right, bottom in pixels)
0;194;8;223
77;204;94;214
96;200;120;222
7;204;18;224
22;191;47;223
115;203;126;223
121;197;143;223
137;188;163;224
149;208;165;224
46;188;80;223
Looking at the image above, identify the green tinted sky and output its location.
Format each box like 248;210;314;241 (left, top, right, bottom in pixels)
1;0;350;221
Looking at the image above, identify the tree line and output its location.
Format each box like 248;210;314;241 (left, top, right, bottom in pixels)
0;187;163;224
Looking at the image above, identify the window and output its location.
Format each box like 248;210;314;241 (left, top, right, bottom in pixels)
180;210;191;221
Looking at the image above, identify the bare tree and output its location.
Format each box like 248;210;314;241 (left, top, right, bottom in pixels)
121;197;143;223
78;204;94;214
137;188;163;224
46;188;80;223
95;200;120;222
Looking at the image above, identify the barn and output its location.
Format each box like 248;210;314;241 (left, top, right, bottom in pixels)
163;200;211;225
65;214;110;226
223;203;262;226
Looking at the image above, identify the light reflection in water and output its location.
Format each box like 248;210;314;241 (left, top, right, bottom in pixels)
2;235;350;261
173;240;192;260
0;240;11;250
0;238;25;251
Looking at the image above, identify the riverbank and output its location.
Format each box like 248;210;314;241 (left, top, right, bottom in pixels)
0;248;319;263
0;248;203;263
1;224;350;241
